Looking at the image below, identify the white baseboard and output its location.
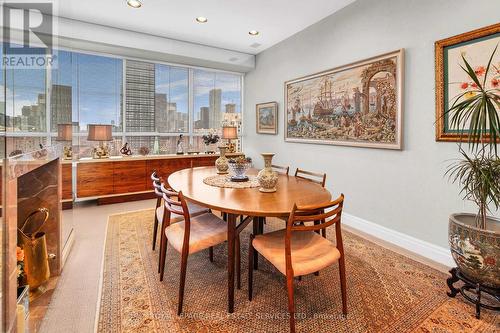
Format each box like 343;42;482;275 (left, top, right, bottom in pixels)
342;213;454;268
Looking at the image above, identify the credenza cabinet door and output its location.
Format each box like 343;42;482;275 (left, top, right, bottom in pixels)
77;162;114;197
113;161;148;194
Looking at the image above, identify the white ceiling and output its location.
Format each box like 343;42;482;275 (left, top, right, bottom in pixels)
50;0;355;55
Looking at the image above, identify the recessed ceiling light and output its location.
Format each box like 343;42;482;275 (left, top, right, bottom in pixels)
249;30;259;36
127;0;142;8
196;17;208;23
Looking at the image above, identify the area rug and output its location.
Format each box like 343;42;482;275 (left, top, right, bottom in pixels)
96;209;499;332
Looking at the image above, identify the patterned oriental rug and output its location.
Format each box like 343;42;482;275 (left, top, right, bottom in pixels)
97;209;499;332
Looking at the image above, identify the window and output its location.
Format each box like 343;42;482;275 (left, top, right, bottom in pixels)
5;48;47;133
76;53;123;133
155;64;188;133
193;69;242;133
50;50;123;158
1;45;243;157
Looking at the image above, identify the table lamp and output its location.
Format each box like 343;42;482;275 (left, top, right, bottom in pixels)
87;124;112;159
222;125;238;153
55;123;73;160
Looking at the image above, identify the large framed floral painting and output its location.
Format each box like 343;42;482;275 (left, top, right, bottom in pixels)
435;23;500;142
284;49;404;150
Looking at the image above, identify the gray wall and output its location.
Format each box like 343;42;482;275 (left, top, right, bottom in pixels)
243;0;500;248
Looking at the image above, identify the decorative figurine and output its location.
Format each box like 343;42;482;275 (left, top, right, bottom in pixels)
63;146;73;160
177;134;184;155
91;145;110;159
138;146;150;156
120;142;132;157
33;144;48;160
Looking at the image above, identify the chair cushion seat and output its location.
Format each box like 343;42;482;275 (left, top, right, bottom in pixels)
156;202;209;224
165;213;227;254
252;229;341;277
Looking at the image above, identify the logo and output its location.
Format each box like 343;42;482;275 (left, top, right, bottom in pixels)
2;2;57;68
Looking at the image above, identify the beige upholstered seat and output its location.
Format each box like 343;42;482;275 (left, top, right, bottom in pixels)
252;229;341;277
156;202;209;225
248;195;346;333
165;212;227;254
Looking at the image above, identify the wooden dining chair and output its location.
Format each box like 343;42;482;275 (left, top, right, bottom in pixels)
151;171;162;251
158;188;240;315
294;168;326;187
272;164;290;175
294;168;328;239
151;172;209;251
248;194;346;333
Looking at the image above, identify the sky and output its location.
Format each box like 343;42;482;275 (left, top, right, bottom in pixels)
2;48;242;131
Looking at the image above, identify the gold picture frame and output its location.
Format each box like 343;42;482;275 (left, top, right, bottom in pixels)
284;49;404;150
435;23;500;142
256;102;278;134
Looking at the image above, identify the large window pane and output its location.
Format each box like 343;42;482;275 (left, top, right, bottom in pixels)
193;69;242;134
5;48;47;133
155;65;188;133
217;72;242;125
51;50;75;132
76;53;122;132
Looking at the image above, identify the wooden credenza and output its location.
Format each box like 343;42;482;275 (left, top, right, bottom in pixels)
75;153;241;204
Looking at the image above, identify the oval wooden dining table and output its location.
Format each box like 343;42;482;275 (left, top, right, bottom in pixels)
168;166;332;313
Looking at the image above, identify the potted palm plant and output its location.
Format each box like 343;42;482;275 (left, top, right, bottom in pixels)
445;46;500;289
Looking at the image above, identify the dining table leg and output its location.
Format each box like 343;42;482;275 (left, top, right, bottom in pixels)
227;213;236;313
252;217;260;270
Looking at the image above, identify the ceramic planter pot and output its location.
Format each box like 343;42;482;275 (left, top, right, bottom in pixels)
257;153;278;193
449;213;500;288
215;146;229;174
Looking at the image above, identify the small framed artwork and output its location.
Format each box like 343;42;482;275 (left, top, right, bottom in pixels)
435;23;500;142
256;102;278;134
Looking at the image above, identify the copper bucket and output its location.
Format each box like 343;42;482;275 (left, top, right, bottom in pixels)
18;208;51;290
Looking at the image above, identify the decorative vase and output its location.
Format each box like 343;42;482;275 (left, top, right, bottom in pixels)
215;146;229;174
257;153;278;193
448;213;500;288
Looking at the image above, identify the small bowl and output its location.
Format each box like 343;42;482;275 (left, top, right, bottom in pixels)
228;162;251;182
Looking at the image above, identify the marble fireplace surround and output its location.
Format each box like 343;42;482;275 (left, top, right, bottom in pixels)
3;146;64;333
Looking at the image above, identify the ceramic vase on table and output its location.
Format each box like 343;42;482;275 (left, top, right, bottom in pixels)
257;153;278;193
215;146;229;174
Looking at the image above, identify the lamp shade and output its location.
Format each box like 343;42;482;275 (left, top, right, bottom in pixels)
222;126;238;139
87;124;112;141
56;123;72;141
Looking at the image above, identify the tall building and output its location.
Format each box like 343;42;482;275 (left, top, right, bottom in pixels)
225;103;236;113
125;60;155;132
209;88;221;129
125;60;155;151
200;106;209;129
20;93;46;131
155;93;168;132
155;93;179;132
51;84;72;130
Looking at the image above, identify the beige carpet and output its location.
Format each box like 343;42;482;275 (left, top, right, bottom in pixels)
97;209;499;332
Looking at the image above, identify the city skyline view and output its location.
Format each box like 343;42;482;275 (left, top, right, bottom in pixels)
1;47;242;157
3;49;242;133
